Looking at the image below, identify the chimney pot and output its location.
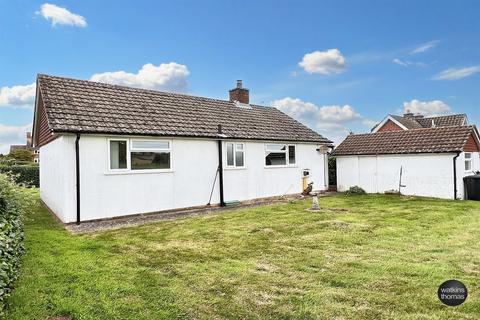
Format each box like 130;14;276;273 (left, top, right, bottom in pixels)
236;80;242;88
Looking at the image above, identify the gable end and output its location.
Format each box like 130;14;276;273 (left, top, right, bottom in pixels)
33;90;56;148
464;133;480;152
376;119;404;132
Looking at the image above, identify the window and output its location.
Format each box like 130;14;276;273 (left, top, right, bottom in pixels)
226;142;245;167
108;138;172;172
265;144;296;166
130;140;171;170
110;140;127;170
465;152;472;171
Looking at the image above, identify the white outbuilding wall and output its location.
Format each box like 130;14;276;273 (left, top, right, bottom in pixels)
336;152;479;200
40;134;328;223
39;135;76;222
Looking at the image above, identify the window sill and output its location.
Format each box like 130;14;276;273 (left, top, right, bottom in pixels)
264;165;298;169
104;169;174;175
225;166;247;170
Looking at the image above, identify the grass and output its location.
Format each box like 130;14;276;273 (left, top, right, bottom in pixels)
5;192;480;319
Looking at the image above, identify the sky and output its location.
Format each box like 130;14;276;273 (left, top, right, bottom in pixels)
1;1;479;154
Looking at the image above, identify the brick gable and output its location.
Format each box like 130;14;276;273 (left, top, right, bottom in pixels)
377;119;404;132
464;133;480;152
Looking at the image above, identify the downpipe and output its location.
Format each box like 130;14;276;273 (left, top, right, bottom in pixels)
453;151;460;200
75;133;81;224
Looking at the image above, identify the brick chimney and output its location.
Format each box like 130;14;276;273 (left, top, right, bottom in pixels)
229;80;249;104
403;110;414;120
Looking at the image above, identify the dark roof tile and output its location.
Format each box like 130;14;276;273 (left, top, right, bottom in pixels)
332;126;477;156
37;74;332;144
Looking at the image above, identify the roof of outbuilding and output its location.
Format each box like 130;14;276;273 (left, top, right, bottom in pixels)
332;125;479;156
36;74;332;144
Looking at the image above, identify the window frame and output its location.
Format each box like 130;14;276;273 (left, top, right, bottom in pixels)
465;152;473;172
106;138;173;174
264;143;297;168
107;138;130;172
225;142;246;169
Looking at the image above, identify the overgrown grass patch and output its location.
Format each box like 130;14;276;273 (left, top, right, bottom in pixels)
5;192;480;319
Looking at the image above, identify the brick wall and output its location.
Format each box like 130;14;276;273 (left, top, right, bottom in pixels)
377;120;404;132
464;133;480;152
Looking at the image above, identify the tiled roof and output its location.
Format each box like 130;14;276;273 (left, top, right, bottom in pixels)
390;115;423;129
416;114;466;128
332;126;478;156
37;74;332;144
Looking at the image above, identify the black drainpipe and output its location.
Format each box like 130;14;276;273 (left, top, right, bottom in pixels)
453;151;461;200
217;125;226;207
75;133;81;224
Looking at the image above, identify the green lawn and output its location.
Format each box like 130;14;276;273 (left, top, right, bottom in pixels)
5;192;480;319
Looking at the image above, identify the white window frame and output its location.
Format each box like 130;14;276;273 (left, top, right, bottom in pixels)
106;138;172;174
465;152;473;172
107;138;130;172
225;142;246;169
264;143;297;168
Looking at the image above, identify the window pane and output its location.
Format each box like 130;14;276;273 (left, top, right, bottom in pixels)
131;152;170;170
110;141;127;169
288;145;296;164
236;143;244;151
465;153;472;159
235;150;244;167
465;160;472;171
266;152;287;166
131;140;169;150
266;144;286;151
227;143;234;166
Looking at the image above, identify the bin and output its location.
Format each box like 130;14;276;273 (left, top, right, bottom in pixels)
464;175;480;200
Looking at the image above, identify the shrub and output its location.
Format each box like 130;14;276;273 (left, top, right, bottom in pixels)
0;165;39;187
0;174;31;315
345;186;366;195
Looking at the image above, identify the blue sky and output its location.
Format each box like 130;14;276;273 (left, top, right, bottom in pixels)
1;1;479;153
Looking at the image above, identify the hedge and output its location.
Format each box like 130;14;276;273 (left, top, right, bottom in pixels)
0;174;30;315
0;165;39;188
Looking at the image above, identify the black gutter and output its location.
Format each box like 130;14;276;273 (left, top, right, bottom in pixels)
453;151;461;200
217;125;225;207
53;129;332;145
75;133;81;224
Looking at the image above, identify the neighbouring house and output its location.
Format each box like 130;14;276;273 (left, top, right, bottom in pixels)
333;112;480;200
371;112;468;133
32;75;333;223
9;132;40;163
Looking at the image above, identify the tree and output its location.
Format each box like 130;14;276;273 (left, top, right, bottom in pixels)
7;149;34;163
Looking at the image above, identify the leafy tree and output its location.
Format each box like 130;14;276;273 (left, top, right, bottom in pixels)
7;149;34;163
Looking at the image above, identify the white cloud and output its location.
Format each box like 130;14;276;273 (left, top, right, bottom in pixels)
299;49;346;75
39;3;87;27
90;63;190;92
0;83;36;108
431;66;480;81
0;123;32;155
403;99;452;117
271;97;371;145
393;58;427;67
411;40;439;54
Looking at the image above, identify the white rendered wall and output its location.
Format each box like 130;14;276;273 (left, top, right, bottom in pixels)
41;135;327;222
336;153;469;200
222;143;327;202
39;135;76;222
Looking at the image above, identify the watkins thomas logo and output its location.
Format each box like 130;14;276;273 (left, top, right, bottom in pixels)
438;280;468;306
